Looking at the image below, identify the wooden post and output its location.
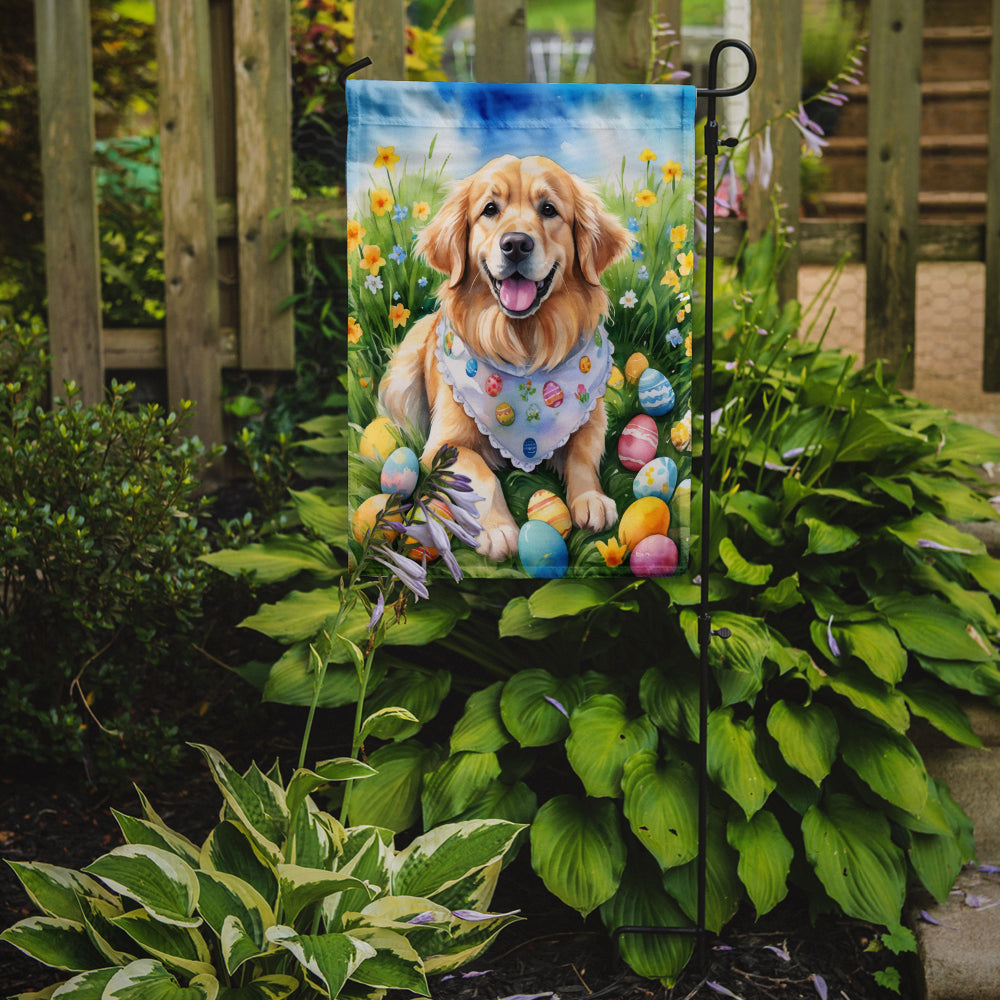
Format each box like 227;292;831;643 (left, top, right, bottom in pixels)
746;0;801;305
595;0;657;84
157;0;223;444
34;0;104;405
983;0;1000;391
864;0;923;390
473;0;527;83
233;0;294;369
653;0;682;82
354;0;406;80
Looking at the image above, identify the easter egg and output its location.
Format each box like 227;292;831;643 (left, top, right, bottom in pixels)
465;358;478;378
359;416;400;462
608;365;625;390
579;355;592;374
625;352;649;386
542;380;564;408
527;489;572;539
630;534;679;577
380;446;419;498
637;367;675;416
406;498;453;563
523;437;538;460
518;520;569;579
351;493;398;545
496;402;515;426
633;455;679;502
485;373;504;396
618;414;659;472
618;496;671;551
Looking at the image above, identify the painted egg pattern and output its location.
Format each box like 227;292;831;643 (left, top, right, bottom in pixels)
485;373;503;396
618;496;671;551
633;455;678;502
518;520;569;579
527;489;572;539
607;366;625;390
359;416;399;462
523;437;538;460
380;446;420;498
618;414;658;472
542;380;564;408
466;359;478;378
624;352;649;385
630;534;679;577
579;355;592;374
352;493;397;545
496;402;515;426
637;367;675;416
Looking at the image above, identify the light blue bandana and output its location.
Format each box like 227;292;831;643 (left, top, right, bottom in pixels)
435;316;614;472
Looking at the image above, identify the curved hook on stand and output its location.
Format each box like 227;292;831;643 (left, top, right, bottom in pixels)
337;57;373;90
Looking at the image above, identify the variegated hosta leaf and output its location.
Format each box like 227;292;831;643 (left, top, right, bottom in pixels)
765;700;838;786
110;908;214;978
214;974;300;999
727;810;793;918
391;820;524;901
838;718;929;817
421;907;522;975
276;864;375;925
529;795;626;917
344;926;429;995
621;751;699;871
102;958;218;999
83;846;200;928
285;760;376;824
77;894;136;966
195;871;274;973
46;966;118;997
0;916;107;971
566;695;658;799
499;670;585;747
706;707;776;819
452;779;538;828
200;822;278;910
450;681;511;754
420;751;502;829
424;859;501;915
4;862;118;922
111;810;202;868
265;926;376;998
802;793;906;926
288;802;343;870
323;829;393;931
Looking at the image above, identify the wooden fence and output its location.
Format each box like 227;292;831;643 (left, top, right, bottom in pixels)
34;0;1000;445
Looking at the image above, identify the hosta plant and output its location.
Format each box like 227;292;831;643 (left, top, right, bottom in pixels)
1;744;523;999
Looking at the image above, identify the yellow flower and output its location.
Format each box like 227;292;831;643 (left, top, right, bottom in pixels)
347;317;363;343
389;303;411;328
347;219;366;254
685;333;692;357
347;262;352;281
413;201;430;221
670;224;687;248
360;244;386;276
677;250;694;276
374;145;401;170
370;188;394;216
359;377;371;389
639;148;657;162
662;160;683;183
660;269;680;292
634;189;657;208
671;413;692;451
596;537;629;568
677;306;690;323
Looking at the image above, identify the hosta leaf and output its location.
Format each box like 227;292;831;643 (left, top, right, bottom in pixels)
834;410;927;463
112;813;201;868
362;667;451;740
802;793;906;926
639;665;699;742
195;871;273;973
910;562;1000;633
838;718;929;817
835;621;907;683
288;488;349;544
111;909;214;978
76;895;135;966
936;421;1000;465
322;829;393;931
967;553;1000;597
566;695;658;798
499;670;585;747
916;655;1000;697
599;853;694;987
200;536;340;584
453;779;538;827
0;916;107;971
285;759;376;822
886;511;985;556
422;907;522;974
265;926;375;998
906;472;998;521
621;751;699;870
724;490;784;546
681;610;770;706
812;662;910;732
46;967;117;998
421;751;502;828
529;795;626;917
727;811;793;917
901;680;982;748
909;828;965;905
83;846;200;928
200;822;278;910
497;597;564;639
360;706;421;742
803;517;859;556
450;682;511;754
103;959;218;1000
345;926;428;994
765;701;838;786
876;594;995;662
347;740;442;832
707;708;776;818
215;975;299;1000
260;644;373;709
5;862;118;923
276;865;374;925
756;573;805;614
526;578;620;618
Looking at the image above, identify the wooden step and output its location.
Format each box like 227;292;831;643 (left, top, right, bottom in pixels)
813;189;987;222
922;25;993;83
922;0;992;28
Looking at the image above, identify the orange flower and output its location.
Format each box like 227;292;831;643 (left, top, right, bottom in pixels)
639;147;657;162
413;201;430;221
634;189;657;208
374;145;401;170
662;160;683;183
670;224;687;248
596;537;629;567
347;317;363;343
346;219;366;254
660;268;680;291
360;244;386;276
389;303;411;328
370;188;394;217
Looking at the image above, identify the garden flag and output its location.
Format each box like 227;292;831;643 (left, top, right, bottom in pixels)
347;80;696;579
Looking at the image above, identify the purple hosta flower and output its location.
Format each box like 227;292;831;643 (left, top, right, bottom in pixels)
630;242;645;261
441;970;493;981
407;911;438;925
389;244;407;264
637;265;649;281
364;274;383;293
763;944;790;962
791;103;829;156
706;982;742;999
544;695;569;718
371;543;429;600
919;909;957;929
811;974;828;1000
746;124;774;191
496;994;557;1000
627;215;641;232
917;538;973;554
979;865;1000;874
715;158;741;216
393;203;408;222
367;590;385;631
666;328;684;348
451;908;521;921
827;615;841;658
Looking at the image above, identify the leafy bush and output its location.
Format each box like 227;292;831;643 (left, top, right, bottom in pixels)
1;743;524;998
0;317;220;783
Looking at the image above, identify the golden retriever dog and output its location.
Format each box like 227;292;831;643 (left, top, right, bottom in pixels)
379;154;631;561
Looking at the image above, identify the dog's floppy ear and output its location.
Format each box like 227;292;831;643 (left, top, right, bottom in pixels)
572;177;632;286
415;177;471;288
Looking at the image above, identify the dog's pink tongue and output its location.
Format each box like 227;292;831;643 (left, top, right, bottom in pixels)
499;276;537;313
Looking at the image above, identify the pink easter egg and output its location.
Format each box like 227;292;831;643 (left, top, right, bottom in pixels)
618;414;659;472
542;380;564;408
630;534;679;577
485;373;503;397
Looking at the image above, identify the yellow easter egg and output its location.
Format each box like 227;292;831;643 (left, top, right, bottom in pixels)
607;365;625;390
352;493;399;545
406;498;454;562
618;496;671;552
527;489;572;539
624;352;649;386
359;416;401;462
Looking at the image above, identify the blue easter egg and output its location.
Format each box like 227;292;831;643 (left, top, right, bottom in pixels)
637;367;675;416
466;358;478;378
380;446;420;499
633;455;679;502
523;437;538;460
518;520;569;579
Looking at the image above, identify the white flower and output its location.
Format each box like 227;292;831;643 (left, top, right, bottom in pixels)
365;274;383;293
619;289;638;309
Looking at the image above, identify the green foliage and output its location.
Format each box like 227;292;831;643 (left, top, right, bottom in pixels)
0;317;221;783
1;744;524;998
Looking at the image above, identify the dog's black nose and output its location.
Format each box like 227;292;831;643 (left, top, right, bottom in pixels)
500;232;534;263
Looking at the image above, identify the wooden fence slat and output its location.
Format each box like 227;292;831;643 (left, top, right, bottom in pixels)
157;0;223;444
233;0;294;369
594;0;658;84
864;0;923;390
983;0;1000;390
473;0;527;82
354;0;406;81
34;0;103;405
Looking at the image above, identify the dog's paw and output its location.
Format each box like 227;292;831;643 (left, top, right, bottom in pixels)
476;520;520;562
570;491;619;533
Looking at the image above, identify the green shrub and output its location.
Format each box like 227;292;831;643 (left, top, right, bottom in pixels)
0;317;220;783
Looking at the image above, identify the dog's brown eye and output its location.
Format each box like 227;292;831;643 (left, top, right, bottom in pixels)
482;201;499;217
540;202;559;218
